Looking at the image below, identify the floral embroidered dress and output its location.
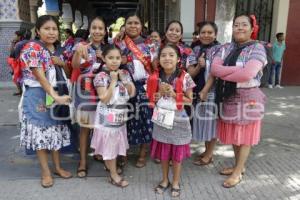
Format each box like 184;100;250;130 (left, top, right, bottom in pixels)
150;73;196;163
20;41;70;151
177;43;197;69
116;37;156;145
91;68;132;160
73;43;104;110
211;42;267;146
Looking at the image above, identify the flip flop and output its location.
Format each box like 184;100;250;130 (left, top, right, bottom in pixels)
41;176;53;188
171;185;181;197
108;176;129;188
222;175;243;188
53;171;73;179
154;182;170;194
77;163;88;178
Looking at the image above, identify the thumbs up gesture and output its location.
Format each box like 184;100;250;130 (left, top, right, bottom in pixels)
198;53;206;68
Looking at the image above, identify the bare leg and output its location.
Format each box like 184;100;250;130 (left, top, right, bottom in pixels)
171;160;182;197
201;138;217;162
223;145;251;187
52;150;72;178
37;150;53;187
136;143;147;168
155;160;170;194
106;159;128;187
77;127;90;176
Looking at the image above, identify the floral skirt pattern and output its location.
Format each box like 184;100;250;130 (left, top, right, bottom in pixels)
127;81;153;145
20;114;70;151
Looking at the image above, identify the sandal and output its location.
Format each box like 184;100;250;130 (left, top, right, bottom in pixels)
53;168;73;179
154;182;170;194
222;174;243;188
194;152;206;160
219;167;245;176
193;157;213;166
108;176;129;188
171;185;181;197
135;157;147;168
93;155;103;162
41;176;53;188
103;163;123;174
77;163;88;178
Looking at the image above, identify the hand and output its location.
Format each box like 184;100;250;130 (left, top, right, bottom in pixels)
110;70;119;82
75;42;91;60
51;56;64;66
118;70;127;83
54;95;71;105
158;82;168;96
198;53;206;68
96;49;103;61
199;90;208;101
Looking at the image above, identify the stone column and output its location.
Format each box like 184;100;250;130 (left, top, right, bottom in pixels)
29;0;40;24
81;16;88;30
0;0;33;82
215;0;237;44
62;3;73;29
73;10;82;31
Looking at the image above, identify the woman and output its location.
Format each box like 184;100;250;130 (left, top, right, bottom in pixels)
20;15;72;188
115;13;155;168
72;16;107;177
211;15;267;188
189;21;220;166
163;20;197;70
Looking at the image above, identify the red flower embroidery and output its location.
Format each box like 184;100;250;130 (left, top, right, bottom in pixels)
127;55;133;63
184;48;192;55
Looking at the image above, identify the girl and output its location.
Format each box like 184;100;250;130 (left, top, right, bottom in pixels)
72;16;107;177
147;44;195;197
115;13;156;168
163;20;197;70
211;15;267;188
20;15;72;188
189;21;221;166
91;44;135;188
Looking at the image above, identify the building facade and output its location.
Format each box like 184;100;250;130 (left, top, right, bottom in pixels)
0;0;299;85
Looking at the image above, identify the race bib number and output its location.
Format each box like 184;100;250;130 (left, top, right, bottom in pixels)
99;107;128;126
151;106;175;129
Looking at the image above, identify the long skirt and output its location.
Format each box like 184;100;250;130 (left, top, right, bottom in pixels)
127;81;153;145
20;87;70;151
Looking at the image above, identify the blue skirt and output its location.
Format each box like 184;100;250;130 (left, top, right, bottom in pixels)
127;80;153;145
20;87;70;150
192;91;217;142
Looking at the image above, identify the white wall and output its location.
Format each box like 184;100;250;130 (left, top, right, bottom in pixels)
271;0;290;43
180;0;195;43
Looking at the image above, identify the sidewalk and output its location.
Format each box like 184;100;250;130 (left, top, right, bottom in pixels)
0;87;299;200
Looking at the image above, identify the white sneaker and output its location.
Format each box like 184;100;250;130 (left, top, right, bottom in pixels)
275;85;283;89
268;84;273;89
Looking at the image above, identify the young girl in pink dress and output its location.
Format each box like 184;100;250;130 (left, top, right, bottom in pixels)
91;44;135;188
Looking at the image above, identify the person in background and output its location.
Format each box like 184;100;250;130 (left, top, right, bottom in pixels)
190;31;200;49
268;32;286;89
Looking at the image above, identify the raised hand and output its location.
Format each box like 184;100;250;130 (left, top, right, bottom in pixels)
198;53;206;68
